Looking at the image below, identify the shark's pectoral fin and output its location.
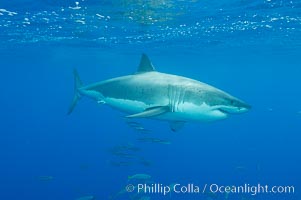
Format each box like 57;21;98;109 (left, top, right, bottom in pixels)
169;121;186;132
126;106;170;118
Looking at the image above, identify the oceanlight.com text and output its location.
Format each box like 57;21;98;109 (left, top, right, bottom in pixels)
125;183;295;196
208;183;295;196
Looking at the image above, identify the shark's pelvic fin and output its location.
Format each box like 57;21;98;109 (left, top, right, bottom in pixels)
68;69;83;115
169;121;186;132
136;54;156;73
126;106;169;118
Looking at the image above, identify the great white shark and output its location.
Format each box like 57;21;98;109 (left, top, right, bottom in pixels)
68;54;251;131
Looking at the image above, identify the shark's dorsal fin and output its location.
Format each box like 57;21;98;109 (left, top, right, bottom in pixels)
137;54;155;73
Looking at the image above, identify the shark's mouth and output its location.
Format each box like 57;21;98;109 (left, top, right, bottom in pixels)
217;106;249;115
217;108;231;114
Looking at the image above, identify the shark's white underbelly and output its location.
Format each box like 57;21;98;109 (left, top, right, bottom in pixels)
105;97;228;122
105;97;150;114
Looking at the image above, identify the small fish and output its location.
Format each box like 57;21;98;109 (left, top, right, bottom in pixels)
75;195;95;200
113;152;136;158
120;144;141;152
125;120;152;133
125;120;143;128
137;138;153;142
109;144;140;154
138;138;171;145
128;173;151;180
152;138;171;145
135;126;147;131
135;128;151;133
108;147;136;158
126;121;141;126
37;176;54;181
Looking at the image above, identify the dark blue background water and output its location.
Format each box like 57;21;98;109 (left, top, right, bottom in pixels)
0;0;300;200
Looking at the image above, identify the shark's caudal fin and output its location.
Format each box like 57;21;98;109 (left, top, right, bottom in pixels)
67;69;83;115
136;54;156;73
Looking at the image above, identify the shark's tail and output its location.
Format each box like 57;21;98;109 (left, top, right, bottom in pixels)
67;69;83;115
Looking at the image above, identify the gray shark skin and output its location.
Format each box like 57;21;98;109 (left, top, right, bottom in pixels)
68;54;251;131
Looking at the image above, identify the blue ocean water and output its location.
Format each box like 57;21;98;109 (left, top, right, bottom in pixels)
0;0;300;200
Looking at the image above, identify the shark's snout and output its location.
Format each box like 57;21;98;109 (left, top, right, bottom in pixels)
236;100;252;112
218;100;251;115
